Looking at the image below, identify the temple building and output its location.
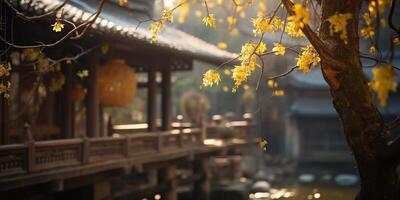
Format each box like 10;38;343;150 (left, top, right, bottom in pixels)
282;67;400;174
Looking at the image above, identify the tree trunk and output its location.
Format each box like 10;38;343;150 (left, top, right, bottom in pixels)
317;1;400;199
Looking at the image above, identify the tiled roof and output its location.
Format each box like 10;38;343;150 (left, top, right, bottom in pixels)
14;0;237;65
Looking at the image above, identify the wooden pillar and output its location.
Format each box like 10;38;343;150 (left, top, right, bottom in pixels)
148;168;158;186
0;95;9;144
193;159;211;200
62;63;74;139
147;68;157;132
92;181;111;200
161;66;171;131
107;115;113;136
162;165;177;200
85;53;100;138
99;106;104;137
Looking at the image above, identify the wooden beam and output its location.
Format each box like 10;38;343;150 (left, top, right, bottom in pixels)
85;52;101;138
147;68;157;132
161;66;171;131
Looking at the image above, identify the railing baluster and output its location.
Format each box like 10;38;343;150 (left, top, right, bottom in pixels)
157;133;162;152
24;123;35;173
82;136;89;164
124;136;130;157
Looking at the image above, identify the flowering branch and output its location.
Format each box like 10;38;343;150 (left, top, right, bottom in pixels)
1;0;106;49
4;0;68;21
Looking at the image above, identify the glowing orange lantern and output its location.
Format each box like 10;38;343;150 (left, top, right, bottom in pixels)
97;59;137;107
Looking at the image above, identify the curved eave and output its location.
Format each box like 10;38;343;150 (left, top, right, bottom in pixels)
15;0;237;65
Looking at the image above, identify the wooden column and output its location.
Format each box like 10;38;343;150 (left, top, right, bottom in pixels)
163;165;177;200
148;168;158;186
147;68;157;132
92;181;111;200
62;63;74;139
161;66;171;131
85;53;100;138
0;95;9;144
193;159;211;200
99;106;104;137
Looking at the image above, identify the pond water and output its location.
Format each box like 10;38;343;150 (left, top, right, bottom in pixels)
248;184;358;200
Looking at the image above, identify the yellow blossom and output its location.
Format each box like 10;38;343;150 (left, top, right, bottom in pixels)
232;65;249;91
217;42;228;49
22;48;40;61
49;74;65;92
369;65;397;107
252;16;284;36
0;81;11;99
239;11;246;18
393;36;400;46
178;3;189;24
227;16;237;28
148;21;164;43
285;22;305;38
35;57;51;73
259;138;268;152
256;42;267;55
101;44;109;54
267;79;278;88
287;3;310;29
368;0;391;17
360;13;375;40
296;45;320;73
243;84;250;91
272;43;286;55
119;0;128;6
259;1;267;12
361;26;375;39
0;63;12;77
327;13;352;44
223;86;229;92
230;42;267;90
202;69;221;87
77;70;89;78
223;69;231;76
162;9;173;23
369;45;377;54
51;20;64;32
230;28;239;37
203;14;216;28
272;89;285;96
195;10;202;18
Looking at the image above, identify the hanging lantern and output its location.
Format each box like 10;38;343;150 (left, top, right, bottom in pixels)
97;59;137;107
71;85;86;102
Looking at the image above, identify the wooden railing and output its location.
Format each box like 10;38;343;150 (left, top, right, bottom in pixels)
0;128;203;177
0;113;253;187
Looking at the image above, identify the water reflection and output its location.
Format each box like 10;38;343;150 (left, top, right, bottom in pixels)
248;184;357;200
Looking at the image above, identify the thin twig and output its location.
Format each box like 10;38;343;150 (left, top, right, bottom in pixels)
4;0;68;21
266;66;298;80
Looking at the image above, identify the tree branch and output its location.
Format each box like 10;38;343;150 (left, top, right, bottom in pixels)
386;116;400;130
0;0;105;49
388;0;400;37
386;135;400;165
280;0;345;70
266;66;298;80
4;0;68;21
